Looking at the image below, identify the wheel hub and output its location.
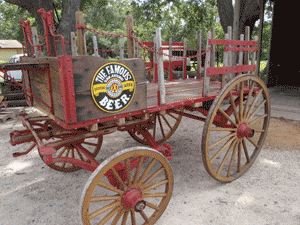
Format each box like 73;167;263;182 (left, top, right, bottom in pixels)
237;122;254;138
121;187;146;212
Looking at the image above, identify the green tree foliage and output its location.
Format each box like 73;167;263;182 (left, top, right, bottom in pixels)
0;1;36;42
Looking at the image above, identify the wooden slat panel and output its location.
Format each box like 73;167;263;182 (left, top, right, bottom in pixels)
224;47;258;52
208;39;258;46
207;65;256;76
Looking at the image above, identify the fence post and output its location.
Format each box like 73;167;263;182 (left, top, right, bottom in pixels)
70;32;77;56
203;32;211;97
183;38;187;79
227;26;233;79
126;15;135;58
75;11;87;56
92;35;99;57
222;33;230;87
245;26;250;67
237;34;244;90
210;27;215;68
252;36;258;75
169;37;173;81
197;29;202;80
156;28;166;104
31;27;41;57
120;37;124;60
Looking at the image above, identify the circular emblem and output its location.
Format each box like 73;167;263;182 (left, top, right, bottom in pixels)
91;62;136;113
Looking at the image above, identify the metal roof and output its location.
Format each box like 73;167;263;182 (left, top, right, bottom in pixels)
0;40;22;49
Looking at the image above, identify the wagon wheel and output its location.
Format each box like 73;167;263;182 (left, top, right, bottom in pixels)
36;121;103;172
128;108;183;145
202;74;270;182
80;146;173;225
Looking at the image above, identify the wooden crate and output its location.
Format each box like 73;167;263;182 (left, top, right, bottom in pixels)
21;56;147;124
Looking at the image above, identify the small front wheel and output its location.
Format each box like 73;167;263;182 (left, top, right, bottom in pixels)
80;147;173;225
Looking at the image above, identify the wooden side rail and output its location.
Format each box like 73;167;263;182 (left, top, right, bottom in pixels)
0;63;49;71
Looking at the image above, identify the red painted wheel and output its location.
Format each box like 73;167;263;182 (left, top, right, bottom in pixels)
80;147;173;225
202;75;270;182
33;121;103;172
128;108;183;145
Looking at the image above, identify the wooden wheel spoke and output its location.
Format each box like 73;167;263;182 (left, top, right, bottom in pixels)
246;137;259;148
167;112;180;120
133;156;144;186
208;133;236;150
248;114;267;126
75;148;85;161
90;195;120;202
152;116;157;140
125;159;131;186
241;138;250;162
209;127;237;132
217;138;238;175
88;201;120;220
239;82;244;121
111;208;126;225
143;192;167;198
237;140;241;172
145;201;160;211
245;89;263;119
211;137;235;162
83;141;98;147
228;91;240;124
140;211;149;223
98;206;122;225
121;209;129;225
130;209;136;225
227;139;239;177
246;100;266;122
253;128;265;132
218;107;238;127
157;115;166;139
243;82;255;116
97;181;124;195
137;158;156;186
57;147;67;157
141;167;164;189
143;179;168;193
110;167;126;190
61;148;71;168
161;115;172;130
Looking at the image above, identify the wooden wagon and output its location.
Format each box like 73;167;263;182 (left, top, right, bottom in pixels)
0;9;270;225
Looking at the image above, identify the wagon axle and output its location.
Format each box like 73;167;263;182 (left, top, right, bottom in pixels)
237;122;255;138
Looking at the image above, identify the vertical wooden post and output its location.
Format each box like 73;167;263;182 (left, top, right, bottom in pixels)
137;37;141;58
210;27;215;68
31;27;41;57
183;38;187;79
197;29;202;79
153;34;156;66
203;32;211;97
227;26;233;79
169;37;173;81
93;35;99;57
156;28;166;104
126;15;135;58
252;36;258;74
75;11;87;56
245;26;250;67
120;37;124;60
237;34;244;90
222;33;230;87
238;34;244;74
70;32;77;56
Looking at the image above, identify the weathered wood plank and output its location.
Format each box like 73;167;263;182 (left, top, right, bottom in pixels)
70;32;78;56
203;32;211;97
75;11;87;56
197;29;202;79
126;15;135;58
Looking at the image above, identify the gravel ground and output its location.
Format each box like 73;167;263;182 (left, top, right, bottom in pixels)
0;109;300;225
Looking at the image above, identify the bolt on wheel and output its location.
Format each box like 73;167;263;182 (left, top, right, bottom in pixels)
202;74;270;182
80;147;173;225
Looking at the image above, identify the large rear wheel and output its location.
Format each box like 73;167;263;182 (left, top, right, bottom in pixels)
202;75;270;182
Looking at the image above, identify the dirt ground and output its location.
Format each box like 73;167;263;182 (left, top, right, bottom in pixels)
0;109;299;225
